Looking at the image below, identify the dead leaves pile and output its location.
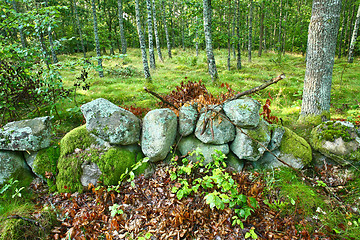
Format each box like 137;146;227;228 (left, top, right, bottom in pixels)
26;164;341;240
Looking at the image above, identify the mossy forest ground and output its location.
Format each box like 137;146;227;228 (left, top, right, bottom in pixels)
1;48;360;239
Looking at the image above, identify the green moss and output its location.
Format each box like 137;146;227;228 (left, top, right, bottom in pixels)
317;121;353;142
0;206;58;240
59;125;96;157
56;153;85;193
297;111;330;126
279;127;312;165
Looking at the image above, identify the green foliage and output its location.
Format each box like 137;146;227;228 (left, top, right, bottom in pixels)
170;150;258;228
109;203;123;217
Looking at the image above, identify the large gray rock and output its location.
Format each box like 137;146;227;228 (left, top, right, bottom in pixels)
0;151;31;185
268;125;285;151
310;121;360;165
194;106;235;144
178;135;230;165
178;104;198;136
223;98;261;128
254;127;312;169
226;153;245;172
0;117;51;151
81;98;141;145
230;120;271;161
141;109;177;162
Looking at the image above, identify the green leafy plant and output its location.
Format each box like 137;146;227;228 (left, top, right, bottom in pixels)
170;150;258;228
109;203;123;217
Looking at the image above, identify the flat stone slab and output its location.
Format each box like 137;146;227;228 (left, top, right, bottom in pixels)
0;116;51;151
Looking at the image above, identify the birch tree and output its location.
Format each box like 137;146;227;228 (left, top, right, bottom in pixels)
236;0;242;69
146;0;156;69
161;0;172;58
45;0;58;63
73;0;86;58
135;0;151;80
203;0;218;82
91;0;104;77
152;0;163;62
248;0;253;62
117;0;127;54
348;4;360;63
299;0;342;123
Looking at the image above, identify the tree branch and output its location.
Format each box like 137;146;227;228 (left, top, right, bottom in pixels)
143;87;179;110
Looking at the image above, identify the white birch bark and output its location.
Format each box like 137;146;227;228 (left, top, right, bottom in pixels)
117;0;127;54
300;0;342;121
135;0;151;80
146;0;156;69
161;0;172;58
203;0;218;82
91;0;104;78
73;0;86;58
348;4;360;63
152;0;163;62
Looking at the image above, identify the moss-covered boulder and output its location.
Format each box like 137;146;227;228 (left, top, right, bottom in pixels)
56;125;148;193
24;146;59;192
254;127;312;169
310;121;360;165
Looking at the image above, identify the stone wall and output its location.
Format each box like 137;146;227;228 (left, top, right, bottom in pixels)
8;97;359;191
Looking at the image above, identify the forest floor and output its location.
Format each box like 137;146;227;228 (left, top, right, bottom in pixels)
1;49;360;239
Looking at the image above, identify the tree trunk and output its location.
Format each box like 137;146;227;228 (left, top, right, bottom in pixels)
161;0;172;58
11;0;26;48
117;0;127;54
236;0;242;69
152;0;163;62
277;0;283;55
300;0;342;123
45;0;58;64
203;0;218;82
195;16;199;57
338;1;347;59
348;4;360;63
91;0;104;78
258;1;265;57
135;0;151;80
146;0;156;69
73;0;86;58
248;0;253;62
343;5;351;57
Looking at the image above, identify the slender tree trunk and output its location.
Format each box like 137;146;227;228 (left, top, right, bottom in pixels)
277;0;283;55
45;0;58;63
348;4;360;63
161;0;172;58
91;0;104;77
11;0;26;48
146;0;156;69
73;0;86;58
236;0;242;69
227;0;232;70
248;0;253;62
152;0;163;62
203;0;218;82
300;0;341;122
343;6;351;57
135;0;151;80
258;1;265;57
117;0;127;54
195;16;199;57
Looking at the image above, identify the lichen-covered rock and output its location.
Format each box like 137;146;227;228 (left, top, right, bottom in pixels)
254;127;312;169
223;98;261;128
81;98;141;145
0;151;32;185
0;116;51;151
268;125;285;151
179;104;198;136
141;109;177;162
310;121;360;165
230;120;271;161
56;126;148;193
178;134;230;165
194;106;235;144
81;161;102;187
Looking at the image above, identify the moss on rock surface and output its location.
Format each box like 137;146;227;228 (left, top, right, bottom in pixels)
310;121;360;165
279;127;312;166
56;126;148;193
